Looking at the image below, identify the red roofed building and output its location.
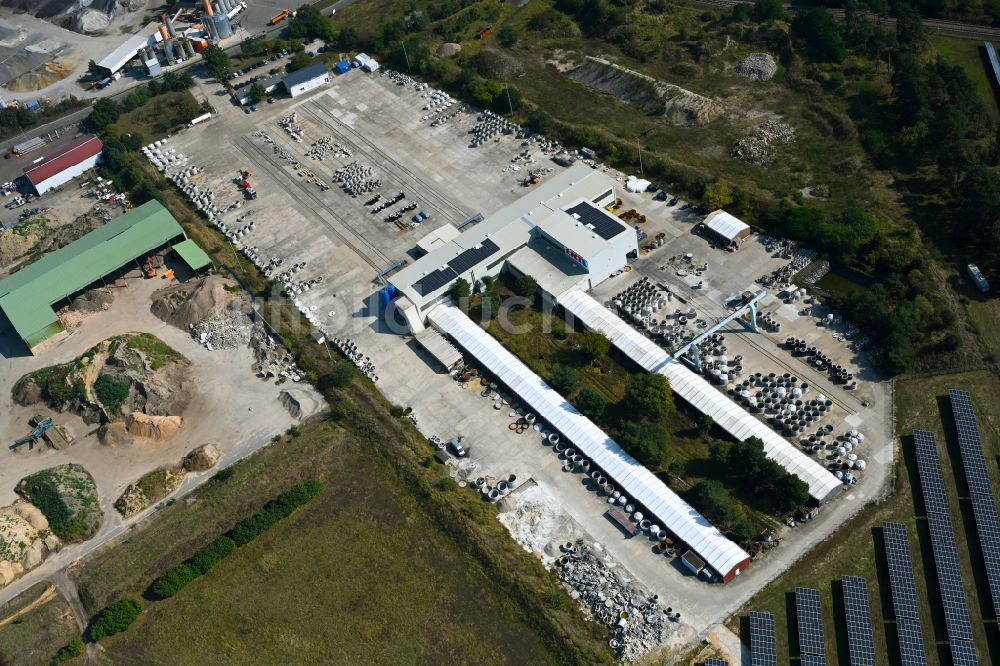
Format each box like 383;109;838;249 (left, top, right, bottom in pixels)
23;135;103;195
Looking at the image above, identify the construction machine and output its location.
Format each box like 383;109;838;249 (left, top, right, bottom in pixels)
269;8;289;25
144;256;157;278
10;417;53;451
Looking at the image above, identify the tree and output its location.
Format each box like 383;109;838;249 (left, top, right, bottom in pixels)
529;108;556;135
771;473;810;511
88;598;142;641
576;387;607;419
624;373;674;420
792;8;846;63
288;50;313;72
497;25;519;47
448;277;471;303
688;480;735;523
87;59;103;79
288;5;335;41
618;420;670;467
240;37;267;58
56;638;84;662
202;44;230;81
247;83;266;105
550;364;581;396
703;180;732;210
578;330;611;360
324;362;355;389
83;98;120;133
337;26;360;50
698;414;714;434
512;275;538;299
730;518;755;543
730;3;752;21
148;563;196;599
754;0;786;21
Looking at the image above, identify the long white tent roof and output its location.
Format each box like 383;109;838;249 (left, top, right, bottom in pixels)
558;290;842;503
427;303;751;579
704;210;750;242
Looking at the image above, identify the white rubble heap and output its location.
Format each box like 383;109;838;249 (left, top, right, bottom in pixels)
190;309;254;350
732;119;796;165
557;539;675;660
734;53;777;81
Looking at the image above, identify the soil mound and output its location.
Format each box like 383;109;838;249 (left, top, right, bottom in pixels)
16;464;101;543
151;275;241;329
97;421;134;447
436;43;462;58
125;413;182;441
569;56;724;126
182;444;220;472
0;500;60;587
279;388;323;420
471;49;523;80
114;466;184;517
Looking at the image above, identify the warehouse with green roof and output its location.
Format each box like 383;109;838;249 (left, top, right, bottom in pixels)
0;200;211;353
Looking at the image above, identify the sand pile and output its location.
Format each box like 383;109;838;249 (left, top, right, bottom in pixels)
97;421;134;447
734;53;777;81
436;42;461;58
125;413;182;440
151;275;242;329
183;444;220;472
0;501;59;586
6;58;74;91
497;482;578;561
569;56;724;126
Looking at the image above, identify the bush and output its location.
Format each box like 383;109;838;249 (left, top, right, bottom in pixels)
93;374;129;415
438;477;459;491
188;536;237;575
618;420;670;467
512;275;538;299
448;277;471;303
288;424;301;437
213;467;234;482
576;387;607;419
578;330;611;360
88;598;141;641
148;563;196;599
389;404;406;417
624;373;674;420
497;25;519;46
56;638;83;661
549;364;581;396
228;480;322;546
326;362;355;388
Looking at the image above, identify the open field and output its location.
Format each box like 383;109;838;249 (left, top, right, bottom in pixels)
725;369;1000;665
0;582;79;665
71;419;610;664
930;36;1000;119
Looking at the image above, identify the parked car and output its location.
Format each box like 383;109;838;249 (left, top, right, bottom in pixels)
447;438;467;458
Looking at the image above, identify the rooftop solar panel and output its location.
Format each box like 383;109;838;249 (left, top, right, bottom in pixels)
565;201;627;240
750;611;777;666
949;638;980;666
842;576;876;666
969;492;1000;618
799;653;826;666
446;238;499;275
895;616;928;666
950;390;992;496
703;659;728;666
412;266;458;296
926;511;975;642
883;523;921;620
795;587;825;657
913;430;950;515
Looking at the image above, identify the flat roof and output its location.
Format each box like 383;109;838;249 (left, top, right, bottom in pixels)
174;238;211;271
534;200;630;260
24;135;103;188
0;201;185;349
283;62;329;89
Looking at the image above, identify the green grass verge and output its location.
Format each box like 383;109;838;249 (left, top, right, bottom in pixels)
725;369;1000;664
0;584;80;666
930;36;999;120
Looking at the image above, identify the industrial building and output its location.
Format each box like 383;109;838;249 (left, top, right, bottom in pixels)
702;210;751;249
0;201;208;353
283;63;332;98
386;163;632;332
23;136;103;195
94;24;164;79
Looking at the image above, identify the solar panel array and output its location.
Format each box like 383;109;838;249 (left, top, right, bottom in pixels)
799;653;826;666
412;266;457;296
914;430;950;515
703;659;728;666
950;638;981;666
950;389;1000;620
447;239;499;274
565;201;627;240
749;611;776;666
882;522;927;665
842;576;876;666
912;429;980;664
795;587;826;659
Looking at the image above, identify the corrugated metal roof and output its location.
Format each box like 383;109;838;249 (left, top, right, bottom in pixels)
558;289;842;503
283;62;329;89
174;238;211;271
427;303;752;579
97;27;159;73
24;135;103;188
704;210;750;242
0;201;184;349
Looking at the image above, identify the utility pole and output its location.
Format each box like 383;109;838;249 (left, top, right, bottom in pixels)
636;137;644;175
402;43;411;72
504;83;514;115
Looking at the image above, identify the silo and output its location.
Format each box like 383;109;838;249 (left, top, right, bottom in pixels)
205;17;219;41
158;22;170;41
213;15;233;39
202;0;213;16
181;39;195;58
213;1;223;15
163;14;176;38
164;39;177;62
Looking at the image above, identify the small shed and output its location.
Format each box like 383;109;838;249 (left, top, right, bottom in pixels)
703;210;751;248
681;549;706;576
334;60;351;75
173;238;212;272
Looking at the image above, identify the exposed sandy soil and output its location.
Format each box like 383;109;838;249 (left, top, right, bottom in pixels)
6;58;74;92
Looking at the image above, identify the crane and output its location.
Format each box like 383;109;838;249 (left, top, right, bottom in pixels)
671;290;766;372
10;417;53;451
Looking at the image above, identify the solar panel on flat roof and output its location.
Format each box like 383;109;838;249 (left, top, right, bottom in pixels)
949;638;980;666
913;430;950;515
969;492;1000;618
842;576;876;666
795;587;825;657
950;389;993;497
895;617;928;666
446;238;499;275
703;659;728;666
883;523;921;620
412;266;458;296
926;511;975;642
565;201;627;240
750;611;777;666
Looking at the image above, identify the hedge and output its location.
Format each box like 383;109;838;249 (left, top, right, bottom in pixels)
88;598;141;641
147;481;322;599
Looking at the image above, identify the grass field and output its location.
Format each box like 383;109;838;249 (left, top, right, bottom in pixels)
930;36;1000;120
724;369;1000;665
111;90;203;142
0;583;80;666
70;417;610;664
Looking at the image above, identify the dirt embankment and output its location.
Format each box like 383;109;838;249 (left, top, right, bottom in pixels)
115;444;220;517
0;501;60;587
0;211;104;270
12;333;190;428
16;464;101;543
568;56;725;126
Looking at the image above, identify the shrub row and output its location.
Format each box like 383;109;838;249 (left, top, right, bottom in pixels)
148;480;322;599
88;597;141;641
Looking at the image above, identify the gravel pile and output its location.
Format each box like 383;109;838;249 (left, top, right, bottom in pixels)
557;540;675;660
732;119;796;165
250;321;302;382
734;53;777;81
190;309;254;350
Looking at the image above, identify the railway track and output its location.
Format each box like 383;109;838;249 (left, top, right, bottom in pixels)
693;0;1000;40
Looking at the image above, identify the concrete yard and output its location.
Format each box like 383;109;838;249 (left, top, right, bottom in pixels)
74;67;894;661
